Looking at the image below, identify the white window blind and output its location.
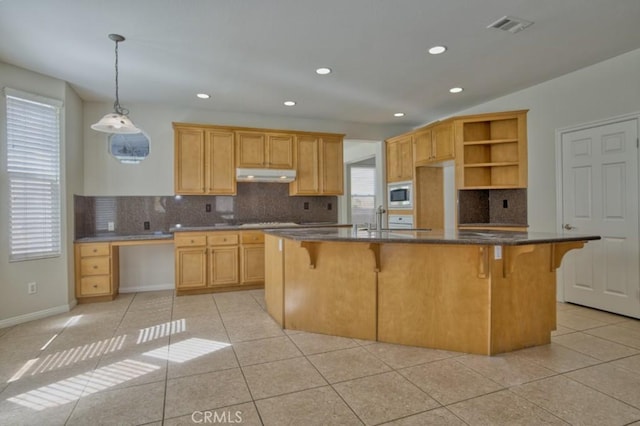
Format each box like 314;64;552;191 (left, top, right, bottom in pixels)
350;166;376;225
5;89;62;262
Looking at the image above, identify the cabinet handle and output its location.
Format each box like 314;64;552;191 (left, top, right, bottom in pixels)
93;265;98;269
93;284;98;288
93;249;97;253
190;239;194;243
223;238;227;241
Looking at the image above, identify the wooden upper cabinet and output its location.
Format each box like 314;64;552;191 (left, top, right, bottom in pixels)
414;129;432;165
290;134;343;195
291;135;319;194
267;134;295;169
236;131;266;168
386;135;413;182
175;127;206;194
236;131;294;169
321;136;344;195
206;130;236;195
432;120;454;162
413;120;454;166
174;126;236;195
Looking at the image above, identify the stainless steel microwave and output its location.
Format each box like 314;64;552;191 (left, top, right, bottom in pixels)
388;181;413;209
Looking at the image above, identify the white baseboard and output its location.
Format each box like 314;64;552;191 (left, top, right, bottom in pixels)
119;283;175;294
0;300;77;329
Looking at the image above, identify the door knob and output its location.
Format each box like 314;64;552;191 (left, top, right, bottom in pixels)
563;224;575;230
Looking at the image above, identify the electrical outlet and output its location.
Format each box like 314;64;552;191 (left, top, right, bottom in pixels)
28;282;37;294
303;202;309;210
503;199;508;208
144;221;150;230
205;204;211;212
107;221;115;231
327;203;332;210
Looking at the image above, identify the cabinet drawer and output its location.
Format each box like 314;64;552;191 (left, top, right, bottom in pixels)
80;275;111;296
208;233;239;246
241;232;264;244
79;243;110;257
174;234;207;247
80;256;110;276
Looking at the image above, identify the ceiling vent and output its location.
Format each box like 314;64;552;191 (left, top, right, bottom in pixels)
487;16;533;34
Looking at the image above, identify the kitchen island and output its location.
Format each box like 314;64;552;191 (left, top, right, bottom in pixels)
264;227;599;355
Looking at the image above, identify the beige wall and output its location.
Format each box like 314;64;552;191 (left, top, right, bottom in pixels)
0;63;83;325
449;48;640;233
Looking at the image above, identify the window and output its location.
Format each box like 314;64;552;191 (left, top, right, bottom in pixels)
349;160;376;226
5;88;62;261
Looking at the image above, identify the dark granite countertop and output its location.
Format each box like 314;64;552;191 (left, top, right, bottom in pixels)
75;233;174;243
75;223;350;242
264;227;601;246
170;222;349;232
458;223;529;228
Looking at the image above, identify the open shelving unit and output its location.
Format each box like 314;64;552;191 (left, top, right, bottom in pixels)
456;111;528;189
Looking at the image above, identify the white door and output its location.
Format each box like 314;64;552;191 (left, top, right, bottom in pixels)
561;118;640;318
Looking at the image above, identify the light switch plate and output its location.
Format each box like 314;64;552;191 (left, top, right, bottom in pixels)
107;221;115;231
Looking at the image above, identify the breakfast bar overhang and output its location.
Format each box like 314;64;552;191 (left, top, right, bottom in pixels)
264;228;600;355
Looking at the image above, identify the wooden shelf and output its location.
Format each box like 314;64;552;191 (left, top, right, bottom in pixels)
464;162;519;168
463;138;518;146
460;185;523;190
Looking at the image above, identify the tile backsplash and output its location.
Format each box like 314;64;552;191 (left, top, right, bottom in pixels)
75;183;338;238
458;189;527;226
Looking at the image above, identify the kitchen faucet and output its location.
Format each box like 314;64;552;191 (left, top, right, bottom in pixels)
376;205;386;231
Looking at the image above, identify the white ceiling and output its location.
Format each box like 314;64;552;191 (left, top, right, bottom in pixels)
1;0;639;129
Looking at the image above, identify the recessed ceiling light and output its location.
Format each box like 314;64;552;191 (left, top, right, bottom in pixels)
196;93;211;99
428;46;447;55
316;67;332;75
283;101;296;106
449;87;464;94
394;112;405;117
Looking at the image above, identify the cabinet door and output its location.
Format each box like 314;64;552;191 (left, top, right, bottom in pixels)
414;129;432;164
399;138;414;180
206;130;236;194
433;121;454;162
291;135;320;194
175;128;205;194
267;133;294;169
386;140;400;182
175;247;207;289
209;246;239;286
236;131;266;167
321;136;344;195
242;245;265;284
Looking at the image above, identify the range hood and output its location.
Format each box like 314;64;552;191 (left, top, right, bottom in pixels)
236;168;296;183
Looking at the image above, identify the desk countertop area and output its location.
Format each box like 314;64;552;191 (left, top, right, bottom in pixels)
74;233;174;244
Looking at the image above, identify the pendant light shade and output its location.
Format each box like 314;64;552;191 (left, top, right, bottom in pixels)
91;112;140;133
91;34;141;134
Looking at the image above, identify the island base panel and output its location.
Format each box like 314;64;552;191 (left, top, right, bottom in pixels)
283;239;377;341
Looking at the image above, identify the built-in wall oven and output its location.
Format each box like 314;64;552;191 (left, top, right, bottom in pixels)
388;181;413;209
388;214;414;229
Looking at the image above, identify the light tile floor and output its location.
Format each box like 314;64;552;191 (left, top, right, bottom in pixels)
1;290;640;425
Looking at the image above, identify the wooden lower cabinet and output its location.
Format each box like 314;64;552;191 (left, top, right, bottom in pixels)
74;242;119;303
175;247;207;289
241;231;265;284
209;246;239;286
175;231;264;295
241;245;265;284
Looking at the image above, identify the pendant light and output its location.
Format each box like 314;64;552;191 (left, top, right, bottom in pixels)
91;34;141;134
